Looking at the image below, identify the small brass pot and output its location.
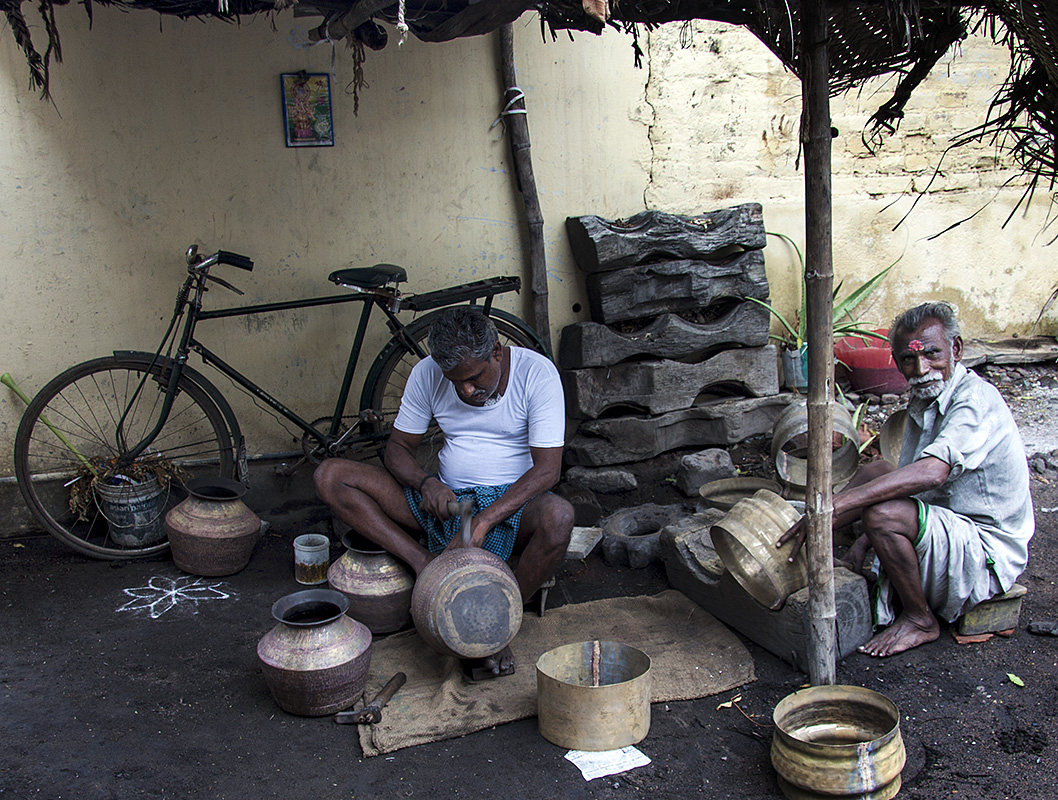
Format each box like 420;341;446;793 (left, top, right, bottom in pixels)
771;684;905;800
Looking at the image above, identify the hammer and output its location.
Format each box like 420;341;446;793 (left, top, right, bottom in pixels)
334;672;407;725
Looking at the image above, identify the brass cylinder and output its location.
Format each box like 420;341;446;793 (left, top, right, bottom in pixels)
536;640;651;752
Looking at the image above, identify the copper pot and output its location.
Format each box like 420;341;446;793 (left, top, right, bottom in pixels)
410;498;523;659
327;532;414;634
257;589;372;716
165;477;260;576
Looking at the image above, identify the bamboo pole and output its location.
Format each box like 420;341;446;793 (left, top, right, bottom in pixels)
801;0;837;686
497;24;552;353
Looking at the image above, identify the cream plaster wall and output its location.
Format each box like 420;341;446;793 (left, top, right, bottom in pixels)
1;13;1054;478
0;11;648;473
645;22;1056;341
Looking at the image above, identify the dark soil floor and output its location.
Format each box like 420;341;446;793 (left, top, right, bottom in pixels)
3;364;1058;799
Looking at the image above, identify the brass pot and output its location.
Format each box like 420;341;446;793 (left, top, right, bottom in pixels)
327;532;414;634
410;499;522;659
165;477;260;576
771;685;905;800
257;589;372;717
710;489;806;610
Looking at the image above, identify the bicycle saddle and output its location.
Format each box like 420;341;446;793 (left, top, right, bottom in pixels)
329;263;407;289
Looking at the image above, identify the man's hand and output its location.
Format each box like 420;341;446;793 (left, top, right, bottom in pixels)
419;476;456;520
776;515;807;563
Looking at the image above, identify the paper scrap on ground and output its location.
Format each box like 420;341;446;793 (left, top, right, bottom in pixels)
565;746;652;781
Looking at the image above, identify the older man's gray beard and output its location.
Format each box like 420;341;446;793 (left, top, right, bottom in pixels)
909;370;946;399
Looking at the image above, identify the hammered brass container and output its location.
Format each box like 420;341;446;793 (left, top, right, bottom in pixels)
410;547;522;659
165;477;260;576
772;400;860;492
327;532;414;634
710;489;806;610
257;589;372;717
771;685;905;800
536;640;651;751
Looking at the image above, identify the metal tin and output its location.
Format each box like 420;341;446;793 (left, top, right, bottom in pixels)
536;640;651;751
771;684;905;800
710;489;806;610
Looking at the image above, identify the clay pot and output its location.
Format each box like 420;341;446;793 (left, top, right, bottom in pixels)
710;489;806;610
327;532;414;634
165;477;260;576
410;499;522;659
771;684;905;800
257;589;373;717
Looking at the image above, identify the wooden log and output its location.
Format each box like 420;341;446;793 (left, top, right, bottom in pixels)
564;395;797;467
558;304;770;369
562;345;779;419
586;250;768;325
566;204;766;273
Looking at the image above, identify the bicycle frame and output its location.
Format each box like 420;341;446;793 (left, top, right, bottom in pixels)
121;252;521;466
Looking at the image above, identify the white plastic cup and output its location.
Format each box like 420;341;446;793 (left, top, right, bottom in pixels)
293;534;331;585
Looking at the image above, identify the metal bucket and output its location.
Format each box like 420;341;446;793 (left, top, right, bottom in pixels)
93;477;168;547
536;640;651;751
771;400;859;491
710;489;806;610
771;684;905;800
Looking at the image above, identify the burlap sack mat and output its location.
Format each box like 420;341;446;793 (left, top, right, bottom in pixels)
357;589;755;756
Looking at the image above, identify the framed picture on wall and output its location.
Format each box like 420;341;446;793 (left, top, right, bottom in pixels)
281;72;334;147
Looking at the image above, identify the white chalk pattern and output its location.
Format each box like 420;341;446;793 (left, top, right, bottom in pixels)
117;574;234;619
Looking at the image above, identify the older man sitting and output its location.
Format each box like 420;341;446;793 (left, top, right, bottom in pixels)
778;302;1034;657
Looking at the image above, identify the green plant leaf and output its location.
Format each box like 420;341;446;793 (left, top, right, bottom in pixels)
1007;672;1025;687
833;265;892;323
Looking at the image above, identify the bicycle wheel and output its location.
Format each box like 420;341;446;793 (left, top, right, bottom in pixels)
360;308;548;469
14;356;234;559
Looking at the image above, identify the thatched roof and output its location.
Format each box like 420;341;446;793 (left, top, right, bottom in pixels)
4;0;1057;180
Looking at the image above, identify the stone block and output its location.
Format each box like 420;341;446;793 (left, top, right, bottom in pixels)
956;584;1027;636
562;345;779;419
585;250;768;325
558;304;770;370
565;394;797;467
676;449;737;496
659;522;872;671
563;466;638;494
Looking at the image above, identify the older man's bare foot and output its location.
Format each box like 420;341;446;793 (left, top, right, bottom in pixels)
858;613;940;657
462;645;515;681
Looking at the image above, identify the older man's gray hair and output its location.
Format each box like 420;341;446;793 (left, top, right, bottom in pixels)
428;307;499;372
890;302;961;346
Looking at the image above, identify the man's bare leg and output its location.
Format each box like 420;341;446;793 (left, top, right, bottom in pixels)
857;499;940;657
464;493;574;680
313;459;433;575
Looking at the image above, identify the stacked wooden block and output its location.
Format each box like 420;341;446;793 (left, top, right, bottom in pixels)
560;203;794;467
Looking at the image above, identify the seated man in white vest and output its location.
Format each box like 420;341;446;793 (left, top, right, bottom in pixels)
315;306;573;679
778;301;1034;657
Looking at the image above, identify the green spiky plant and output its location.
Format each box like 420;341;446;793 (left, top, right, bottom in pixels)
749;232;892;351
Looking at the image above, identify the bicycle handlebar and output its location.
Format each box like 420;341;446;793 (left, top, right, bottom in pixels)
189;248;254;273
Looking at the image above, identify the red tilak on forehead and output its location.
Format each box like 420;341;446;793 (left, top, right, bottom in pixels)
908;339;924;352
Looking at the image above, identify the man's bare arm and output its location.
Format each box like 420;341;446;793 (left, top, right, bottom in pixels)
383;428;456;518
776;456;951;559
458;446;563;548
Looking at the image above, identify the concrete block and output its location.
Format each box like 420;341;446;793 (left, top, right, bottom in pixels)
956;584;1027;636
659;522;872;671
563;466;638;494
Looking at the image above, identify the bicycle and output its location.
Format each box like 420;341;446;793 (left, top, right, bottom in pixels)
13;245;548;560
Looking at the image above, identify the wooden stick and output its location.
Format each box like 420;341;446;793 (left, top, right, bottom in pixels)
801;0;837;687
497;24;552;353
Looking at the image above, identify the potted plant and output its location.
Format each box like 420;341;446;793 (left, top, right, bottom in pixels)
749;233;891;390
